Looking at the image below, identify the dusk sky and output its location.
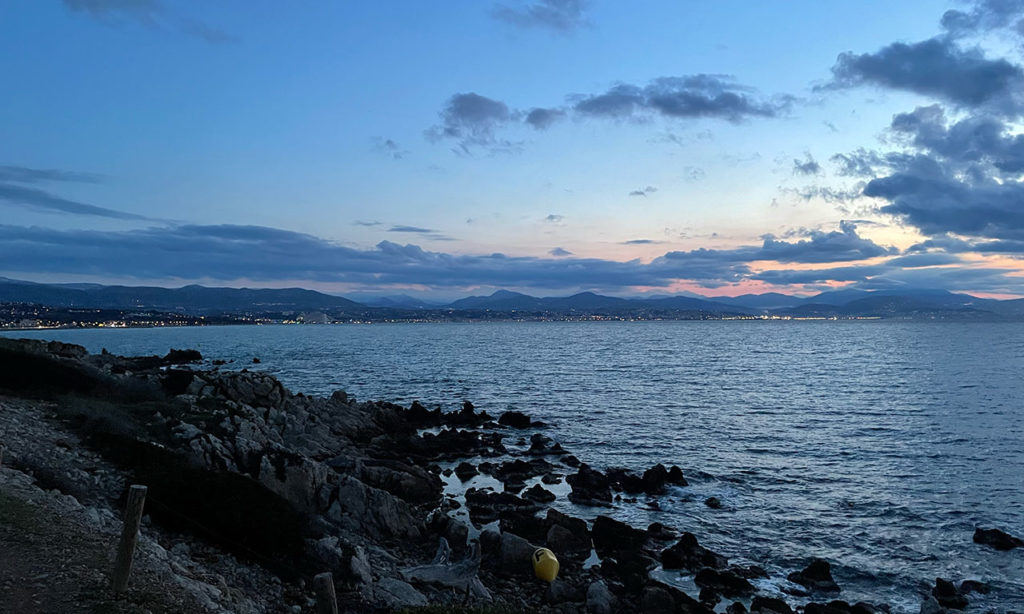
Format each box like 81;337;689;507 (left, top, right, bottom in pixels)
4;0;1024;298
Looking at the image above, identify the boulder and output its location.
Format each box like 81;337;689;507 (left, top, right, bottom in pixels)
705;496;722;509
642;463;670;494
523;483;556;503
466;488;538;525
454;461;478;481
727;602;748;614
667;465;688;486
546;523;590;556
498;410;532;428
931;577;968;610
586;580;615;614
498;532;537;577
358;459;442;506
566;464;612;505
163;348;202;364
973;527;1024;550
641;584;676;614
694;567;755;597
592;515;647;556
661;533;728;570
751;595;794;614
959;579;990;595
787;558;840;593
372;577;427;608
545;578;584;604
919;597;945;614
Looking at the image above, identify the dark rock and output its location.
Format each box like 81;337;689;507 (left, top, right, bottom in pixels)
661;533;728;570
667;465;688;486
919;597;945;614
160;369;194;395
592;515;647;556
694;567;755;597
600;554;656;594
959;579;990;595
642;463;670;494
547;509;589;540
252;357;261;363
727;602;748;614
541;472;561;484
751;595;794;614
641;585;676;614
465;488;538;525
607;467;646;493
504;480;526;494
546;523;590;557
358;459;442;506
931;577;968;610
731;564;769;579
699;587;721;606
498;410;532;428
498;532;536;576
647;522;678;541
787;558;840;593
705;496;722;509
566;463;612;505
973;527;1024;550
500;510;550;543
546;578;584;604
454;461;478;481
523;483;556;503
163;348;202;364
586;580;615;614
479;528;501;557
563;455;581;468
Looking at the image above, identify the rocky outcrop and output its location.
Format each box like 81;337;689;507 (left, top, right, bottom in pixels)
566;463;612;505
787;558;840;593
973;527;1023;550
661;533;728;570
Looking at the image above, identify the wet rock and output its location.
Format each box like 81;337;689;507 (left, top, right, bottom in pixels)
563;455;581;468
727;602;748;614
694;567;755;597
592;515;647;556
646;522;678;541
667;465;688;486
606;467;645;493
498;532;537;576
566;463;612;505
523;483;556;503
163;348;202;364
492;458;554;483
705;496;722;509
959;579;990;595
973;527;1024;550
641;584;676;614
409;429;505;461
931;578;968;610
787;558;840;593
586;579;615;614
751;595;794;614
731;564;769;579
642;463;670;494
498;410;532;428
699;587;721;607
919;597;945;614
541;472;562;485
465;488;538;525
454;461;478;481
252;357;261;363
600;554;656;594
661;533;728;571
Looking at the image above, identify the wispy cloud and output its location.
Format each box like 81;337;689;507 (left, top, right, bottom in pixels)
61;0;237;44
492;0;590;33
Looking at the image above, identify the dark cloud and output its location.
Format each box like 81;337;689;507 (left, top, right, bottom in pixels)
573;75;791;123
828;37;1024;114
628;186;657;197
621;239;662;245
792;154;822;176
545;214;564;222
354;220;382;227
61;0;236;43
754;261;1017;294
426;93;520;154
388;225;436;234
941;0;1024;35
372;137;408;160
0;165;101;184
0;182;148;220
492;0;589;32
549;247;572;256
525;107;567;130
890;105;1024;173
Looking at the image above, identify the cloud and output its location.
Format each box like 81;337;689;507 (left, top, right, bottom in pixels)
0;165;101;184
525;107;567;130
354;220;382;227
372;137;408;160
492;0;589;32
628;186;657;197
426;93;521;154
573;75;791;123
61;0;236;43
549;247;572;256
827;37;1024;114
545;214;564;222
792;154;822;176
388;225;437;234
0;182;148;220
941;0;1024;35
621;239;662;244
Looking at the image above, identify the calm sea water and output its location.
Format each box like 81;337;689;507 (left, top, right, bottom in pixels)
6;322;1024;612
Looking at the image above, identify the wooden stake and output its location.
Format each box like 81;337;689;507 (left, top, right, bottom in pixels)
111;485;147;594
313;572;339;614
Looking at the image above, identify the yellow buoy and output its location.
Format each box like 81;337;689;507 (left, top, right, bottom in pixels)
532;547;559;582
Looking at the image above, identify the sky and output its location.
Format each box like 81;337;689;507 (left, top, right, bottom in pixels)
3;0;1024;299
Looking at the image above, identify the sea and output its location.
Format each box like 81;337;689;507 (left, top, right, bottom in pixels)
5;321;1023;612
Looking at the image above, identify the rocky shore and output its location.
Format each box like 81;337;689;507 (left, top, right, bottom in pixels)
0;337;1017;613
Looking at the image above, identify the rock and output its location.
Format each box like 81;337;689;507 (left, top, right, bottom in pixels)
546;523;590;557
252;357;261;363
667;465;688;486
727;602;748;614
959;579;990;595
498;532;537;577
694;567;755;597
931;578;968;610
919;597;946;614
607;467;646;493
751;595;794;614
454;461;478;481
401;540;491;601
163;348;202;364
592;515;647;556
586;579;615;614
358;459;442;506
641;584;676;614
466;488;538;525
500;510;550;543
372;577;427;608
566;464;612;505
973;527;1024;550
600;554;657;594
787;558;840;593
661;533;728;570
546;578;583;604
699;587;721;607
705;496;722;509
646;522;677;541
523;483;556;503
350;546;373;586
642;463;670;494
479;529;501;557
498;410;532;428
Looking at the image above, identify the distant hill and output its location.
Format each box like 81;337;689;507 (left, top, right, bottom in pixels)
0;279;367;314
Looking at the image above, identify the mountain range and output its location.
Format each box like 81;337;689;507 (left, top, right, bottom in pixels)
2;277;1024;319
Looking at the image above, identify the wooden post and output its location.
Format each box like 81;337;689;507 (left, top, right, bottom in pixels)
313;572;339;614
111;485;147;594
